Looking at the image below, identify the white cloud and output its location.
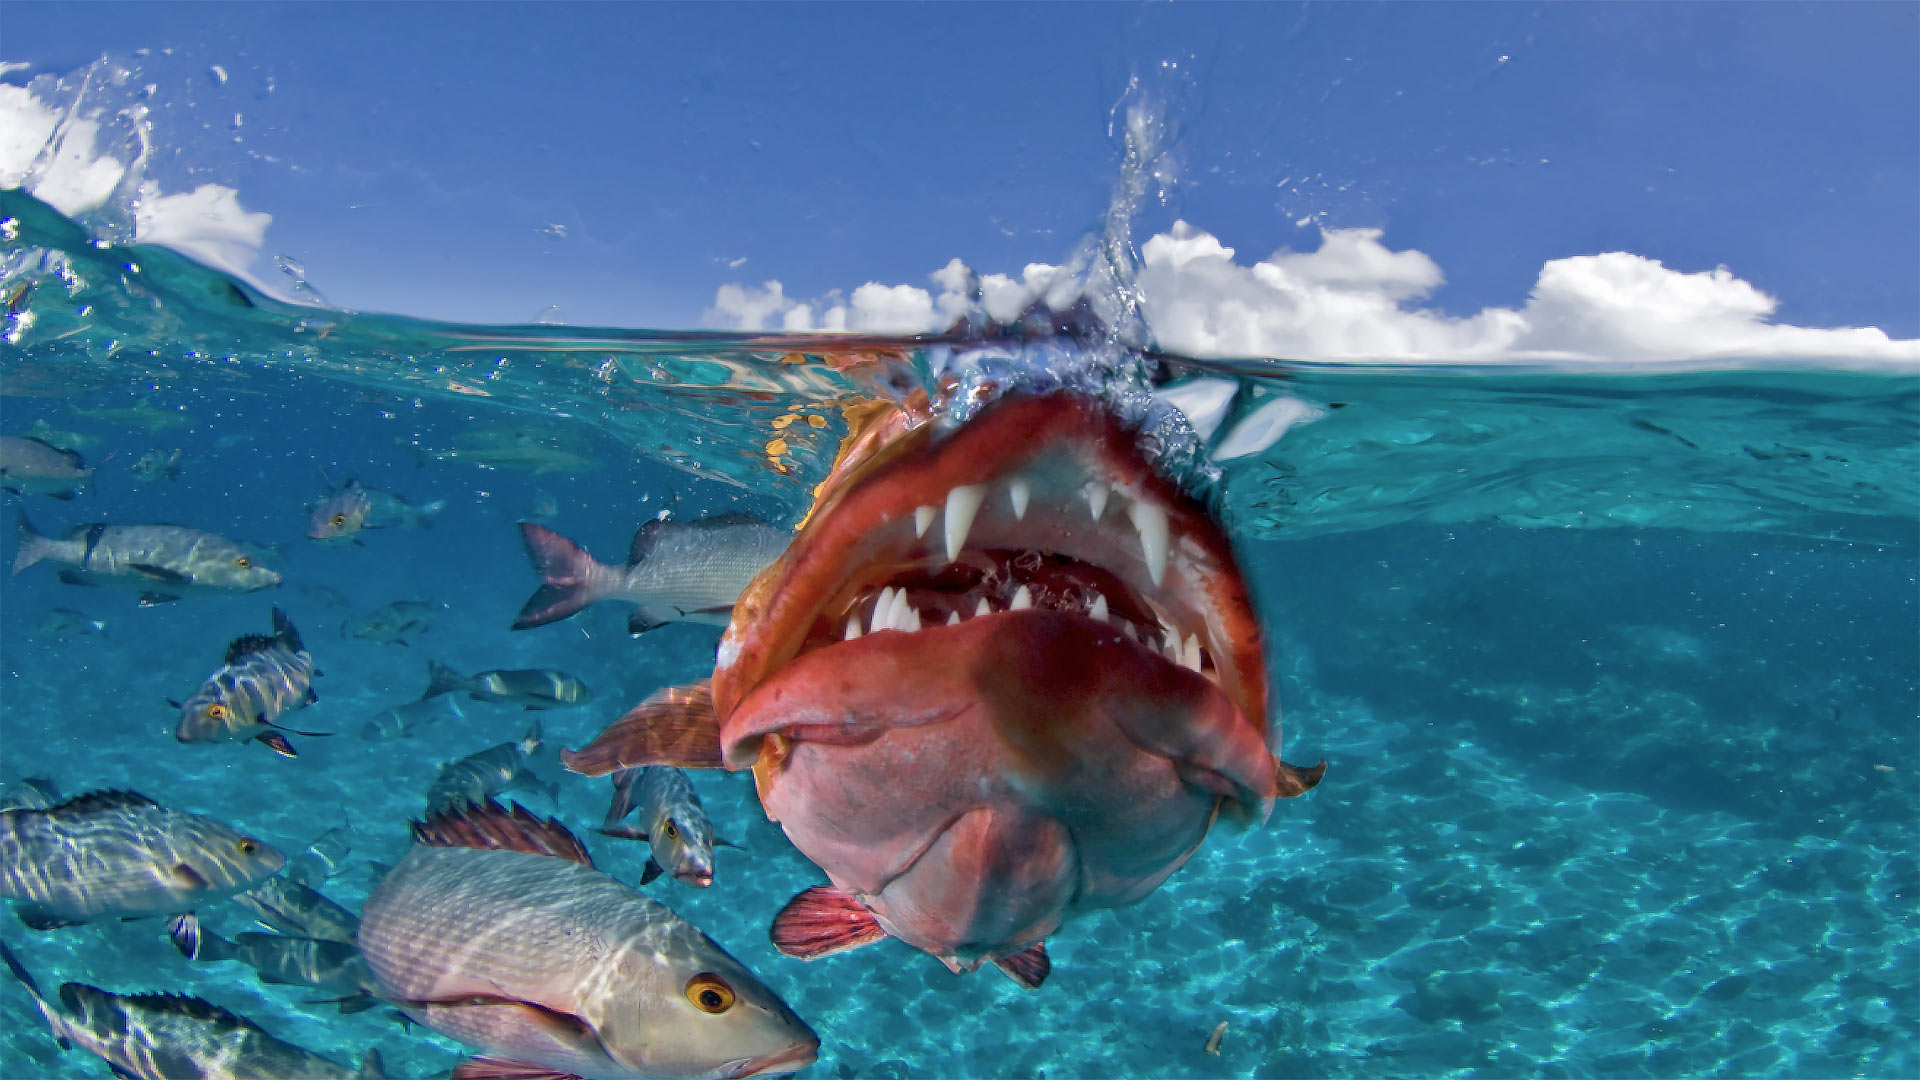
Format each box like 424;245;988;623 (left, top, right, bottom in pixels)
1;80;271;277
703;280;794;331
710;220;1915;369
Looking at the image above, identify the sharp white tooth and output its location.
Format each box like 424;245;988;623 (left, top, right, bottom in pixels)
974;596;992;618
947;611;962;626
1008;479;1031;521
1010;585;1033;611
914;505;937;538
1086;483;1109;521
1129;500;1170;588
873;588;897;631
1182;633;1201;672
944;485;986;562
904;606;922;632
1088;592;1109;623
886;589;913;632
845;616;863;641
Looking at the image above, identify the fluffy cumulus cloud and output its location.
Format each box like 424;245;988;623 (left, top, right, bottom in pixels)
0;81;270;276
707;221;1918;368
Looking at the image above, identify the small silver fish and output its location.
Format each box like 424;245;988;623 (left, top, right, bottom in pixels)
173;608;328;758
0;778;62;812
602;766;728;889
182;928;381;1011
360;694;466;741
307;476;445;541
284;821;352;889
421;659;592;710
28;607;109;640
231;876;359;945
2;942;387;1079
23;419;101;453
357;799;817;1080
13;510;282;605
341;598;440;647
130;447;184;484
513;513;789;635
424;721;558;814
0;435;95;499
0;790;284;933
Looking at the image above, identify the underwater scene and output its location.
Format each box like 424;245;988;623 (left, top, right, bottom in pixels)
2;33;1919;1080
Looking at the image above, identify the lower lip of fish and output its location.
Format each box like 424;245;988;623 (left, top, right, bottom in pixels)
722;1042;820;1078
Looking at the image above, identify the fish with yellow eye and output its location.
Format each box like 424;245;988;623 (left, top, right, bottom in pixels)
13;511;282;605
599;766;734;889
306;476;445;542
172;608;331;758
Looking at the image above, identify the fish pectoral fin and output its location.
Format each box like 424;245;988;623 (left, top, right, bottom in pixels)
257;731;299;757
626;607;675;636
560;680;721;774
993;941;1052;990
305;687;320;705
15;906;82;931
640;858;664;885
713;836;743;850
408;997;602;1071
55;570;95;587
127;562;192;584
450;1056;586;1080
138;592;180;606
595;824;648;842
769;884;889;960
172;863;211;889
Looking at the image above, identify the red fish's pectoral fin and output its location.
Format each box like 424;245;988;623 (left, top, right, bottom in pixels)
451;1057;585;1080
560;681;721;775
770;885;889;959
992;941;1051;990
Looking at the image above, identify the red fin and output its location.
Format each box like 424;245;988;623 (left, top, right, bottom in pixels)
451;1057;584;1080
769;884;888;959
993;941;1051;989
1275;756;1327;798
411;799;594;868
561;681;721;774
258;731;298;758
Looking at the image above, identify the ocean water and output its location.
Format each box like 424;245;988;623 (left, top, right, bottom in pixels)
1;176;1916;1080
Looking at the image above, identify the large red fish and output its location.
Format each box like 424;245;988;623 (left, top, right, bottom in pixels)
565;389;1323;989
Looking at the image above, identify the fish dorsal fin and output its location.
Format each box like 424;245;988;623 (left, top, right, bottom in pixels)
65;987;253;1030
225;634;279;665
411;799;594;868
692;510;769;529
47;790;158;815
627;519;668;565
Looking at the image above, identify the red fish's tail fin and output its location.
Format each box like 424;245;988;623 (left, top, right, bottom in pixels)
769;885;889;960
561;681;721;775
512;523;607;629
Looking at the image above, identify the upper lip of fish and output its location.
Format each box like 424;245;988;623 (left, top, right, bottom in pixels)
744;396;1259;721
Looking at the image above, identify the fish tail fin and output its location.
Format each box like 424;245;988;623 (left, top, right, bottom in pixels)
11;508;47;574
167;913;228;960
420;660;468;700
520;716;543;754
0;940;65;1047
511;522;606;629
271;607;305;653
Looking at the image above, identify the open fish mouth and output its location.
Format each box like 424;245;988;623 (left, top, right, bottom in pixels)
717;392;1268;748
720;1041;820;1078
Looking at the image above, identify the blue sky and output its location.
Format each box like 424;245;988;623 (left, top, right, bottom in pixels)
5;2;1916;352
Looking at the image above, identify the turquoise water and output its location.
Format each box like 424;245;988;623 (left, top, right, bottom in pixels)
1;183;1916;1078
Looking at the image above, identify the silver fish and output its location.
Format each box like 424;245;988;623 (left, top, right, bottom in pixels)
513;513;789;635
130;447;185;484
29;607;109;640
284;822;353;889
13;510;282;605
602;767;726;889
182;928;381;1010
0;790;284;932
0;777;62;812
421;659;593;710
174;608;328;758
358;800;817;1080
0;435;95;499
232;875;360;945
341;598;440;647
24;419;101;453
2;942;386;1079
424;721;557;814
307;476;445;541
360;694;467;741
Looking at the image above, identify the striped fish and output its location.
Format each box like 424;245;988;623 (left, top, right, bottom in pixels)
0;791;284;940
173;608;329;758
420;659;592;710
2;942;386;1079
600;766;731;889
423;720;558;815
357;799;817;1080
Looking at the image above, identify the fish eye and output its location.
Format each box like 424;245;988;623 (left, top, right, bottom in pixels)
684;973;735;1014
206;704;228;720
330;514;346;527
236;839;258;855
234;556;251;569
663;821;680;841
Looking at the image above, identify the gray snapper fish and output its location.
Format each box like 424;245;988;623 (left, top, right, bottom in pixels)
173;608;329;758
601;767;729;889
130;447;185;484
0;778;62;812
361;694;467;741
424;720;558;814
421;659;593;710
0;435;96;499
307;476;445;541
0;790;284;946
178;927;382;1012
514;513;790;636
29;607;109;640
13;510;282;605
342;598;441;647
2;942;387;1079
232;875;360;945
357;799;818;1080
